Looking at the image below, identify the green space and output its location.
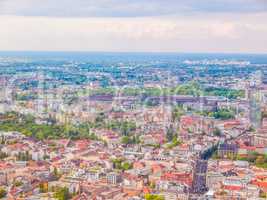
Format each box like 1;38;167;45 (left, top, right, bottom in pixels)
0;112;137;141
0;112;98;140
121;136;140;144
199;108;235;120
236;152;267;169
111;158;133;171
78;82;245;100
53;187;72;200
166;136;182;149
213;150;267;169
145;194;165;200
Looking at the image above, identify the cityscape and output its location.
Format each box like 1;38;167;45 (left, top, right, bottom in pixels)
0;52;267;200
1;0;267;200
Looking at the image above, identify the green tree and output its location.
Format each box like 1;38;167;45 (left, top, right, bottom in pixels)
212;108;235;120
0;151;8;160
36;131;45;140
213;128;222;136
167;136;182;149
145;194;165;200
54;167;58;175
13;180;23;187
0;135;5;144
121;162;133;171
54;187;70;200
121;136;130;144
0;187;7;198
121;136;140;145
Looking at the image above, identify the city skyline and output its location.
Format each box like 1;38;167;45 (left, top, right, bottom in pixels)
1;1;267;199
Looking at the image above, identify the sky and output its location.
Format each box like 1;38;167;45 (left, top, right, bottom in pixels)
0;0;267;53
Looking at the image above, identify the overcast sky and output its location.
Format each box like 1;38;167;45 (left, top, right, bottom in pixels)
0;0;267;53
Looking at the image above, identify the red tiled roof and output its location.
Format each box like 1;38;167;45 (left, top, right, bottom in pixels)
0;162;14;170
224;120;241;126
224;185;243;191
161;172;192;185
239;145;256;151
253;181;267;189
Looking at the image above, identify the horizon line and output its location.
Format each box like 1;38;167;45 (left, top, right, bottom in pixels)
0;50;267;56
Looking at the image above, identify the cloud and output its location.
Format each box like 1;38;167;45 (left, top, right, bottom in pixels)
0;0;266;18
0;1;266;53
0;14;266;53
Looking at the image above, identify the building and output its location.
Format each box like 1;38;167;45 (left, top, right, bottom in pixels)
107;172;122;185
206;172;224;189
217;143;238;158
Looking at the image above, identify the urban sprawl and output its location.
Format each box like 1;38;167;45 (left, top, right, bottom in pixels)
0;53;267;200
